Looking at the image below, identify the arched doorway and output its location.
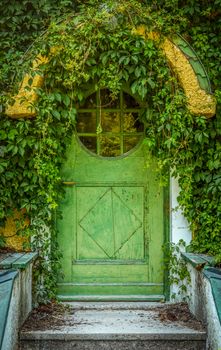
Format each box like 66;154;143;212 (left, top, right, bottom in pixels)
57;89;167;300
4;22;215;301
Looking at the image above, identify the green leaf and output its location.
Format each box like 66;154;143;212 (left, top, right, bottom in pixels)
135;67;141;78
0;130;7;140
19;147;25;157
52;110;60;120
69;108;76;122
122;70;129;81
131;55;138;64
147;78;155;89
54;93;62;103
131;81;138;94
28;78;33;86
8;129;18;141
63;95;70;107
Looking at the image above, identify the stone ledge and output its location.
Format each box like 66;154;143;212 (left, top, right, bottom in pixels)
0;252;37;350
181;252;215;269
203;266;221;325
0;270;19;349
182;252;221;349
20;331;207;341
0;252;38;270
19;339;207;350
181;252;221;325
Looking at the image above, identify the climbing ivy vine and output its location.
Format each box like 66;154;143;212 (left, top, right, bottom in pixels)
0;0;220;302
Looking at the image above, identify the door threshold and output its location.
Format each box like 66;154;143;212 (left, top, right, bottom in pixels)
57;294;165;302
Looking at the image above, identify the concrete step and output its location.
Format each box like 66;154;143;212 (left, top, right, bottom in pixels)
19;302;206;350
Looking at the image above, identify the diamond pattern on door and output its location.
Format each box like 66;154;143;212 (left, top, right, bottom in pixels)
78;187;143;260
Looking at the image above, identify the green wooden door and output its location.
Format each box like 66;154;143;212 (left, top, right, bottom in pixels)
57;90;166;300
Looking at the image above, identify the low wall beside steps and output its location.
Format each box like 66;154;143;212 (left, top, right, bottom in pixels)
182;252;221;350
0;252;37;350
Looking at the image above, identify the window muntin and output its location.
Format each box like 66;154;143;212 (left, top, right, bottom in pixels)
76;89;144;157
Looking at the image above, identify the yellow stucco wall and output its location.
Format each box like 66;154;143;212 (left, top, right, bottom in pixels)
0;210;30;251
136;27;216;118
5;28;216;119
6;55;48;118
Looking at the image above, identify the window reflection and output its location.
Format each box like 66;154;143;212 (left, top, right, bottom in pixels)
122;92;139;108
123;113;143;133
76;89;144;157
79;136;97;153
77;112;97;133
84;92;97;108
100;89;120;108
124;136;141;153
100;136;121;157
101;112;120;132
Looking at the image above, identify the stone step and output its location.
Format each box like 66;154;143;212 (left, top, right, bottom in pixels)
19;302;207;350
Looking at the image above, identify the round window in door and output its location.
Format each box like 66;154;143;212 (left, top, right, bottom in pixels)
76;89;144;157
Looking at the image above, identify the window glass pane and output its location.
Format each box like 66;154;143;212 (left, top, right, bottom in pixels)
123;113;143;133
76;89;144;157
79;136;97;153
100;136;121;157
83;92;97;108
76;92;97;109
101;112;120;132
123;136;142;153
122;92;139;108
99;89;120;108
77;112;97;133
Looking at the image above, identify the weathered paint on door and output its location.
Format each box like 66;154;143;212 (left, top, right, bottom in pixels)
57;135;165;300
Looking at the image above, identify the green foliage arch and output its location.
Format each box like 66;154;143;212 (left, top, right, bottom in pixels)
0;0;221;302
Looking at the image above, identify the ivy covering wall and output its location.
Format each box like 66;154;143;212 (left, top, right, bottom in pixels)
0;0;220;302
